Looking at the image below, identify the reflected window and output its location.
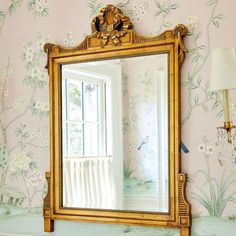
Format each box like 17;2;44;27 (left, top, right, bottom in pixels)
62;70;109;158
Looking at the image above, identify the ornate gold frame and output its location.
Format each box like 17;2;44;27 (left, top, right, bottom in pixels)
43;4;191;236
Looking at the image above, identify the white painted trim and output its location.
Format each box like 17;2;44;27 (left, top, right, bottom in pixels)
155;69;168;212
110;65;123;209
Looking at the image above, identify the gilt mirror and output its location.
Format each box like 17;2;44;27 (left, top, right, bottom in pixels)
43;4;191;236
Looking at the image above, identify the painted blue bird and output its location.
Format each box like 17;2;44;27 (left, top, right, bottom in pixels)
138;136;149;150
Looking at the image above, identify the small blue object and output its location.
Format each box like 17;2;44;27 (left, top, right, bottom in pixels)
181;141;189;154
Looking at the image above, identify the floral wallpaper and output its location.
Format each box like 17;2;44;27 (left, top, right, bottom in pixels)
122;54;168;203
0;0;236;235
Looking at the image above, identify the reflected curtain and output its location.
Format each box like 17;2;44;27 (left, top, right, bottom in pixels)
63;157;117;209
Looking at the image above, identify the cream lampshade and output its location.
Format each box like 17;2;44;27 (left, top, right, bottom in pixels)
210;48;236;91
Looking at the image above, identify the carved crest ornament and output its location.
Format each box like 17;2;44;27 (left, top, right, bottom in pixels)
43;4;191;236
91;4;133;47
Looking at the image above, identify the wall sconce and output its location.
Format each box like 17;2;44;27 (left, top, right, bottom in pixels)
210;48;236;144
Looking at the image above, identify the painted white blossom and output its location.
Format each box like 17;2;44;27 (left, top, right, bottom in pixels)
26;52;34;63
26;170;42;187
30;132;35;138
29;0;49;16
186;16;198;31
37;38;45;51
64;31;75;47
197;143;205;153
206;145;214;155
31;67;40;78
25;45;34;63
41;102;49;112
38;70;48;82
42;0;48;6
35;0;44;14
35;101;42;110
11;152;31;172
32;100;50;115
37;127;46;137
44;141;49;146
131;2;150;23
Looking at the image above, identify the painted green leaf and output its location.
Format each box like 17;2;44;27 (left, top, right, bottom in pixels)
197;77;202;85
205;80;210;90
155;10;162;16
195;32;202;40
202;104;208;112
192;55;200;63
207;0;217;6
0;11;5;21
9;0;22;15
155;1;162;9
169;3;179;10
212;101;218;110
0;145;8;169
163;22;172;28
199;45;207;50
117;0;130;8
213;20;219;27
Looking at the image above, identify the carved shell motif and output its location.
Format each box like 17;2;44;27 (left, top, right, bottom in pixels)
91;4;133;47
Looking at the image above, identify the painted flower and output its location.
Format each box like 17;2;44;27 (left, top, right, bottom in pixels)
30;132;35;138
37;38;45;51
131;2;149;23
38;70;47;82
37;127;46;137
25;52;34;62
28;0;48;17
64;31;75;47
44;141;49;146
25;46;34;62
197;143;205;153
11;152;31;172
34;101;42;110
206;145;214;155
41;102;49;112
31;67;40;78
26;169;42;187
42;0;48;6
36;1;44;13
32;100;50;116
186;16;198;31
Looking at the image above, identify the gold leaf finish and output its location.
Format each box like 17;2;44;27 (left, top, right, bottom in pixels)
91;4;132;47
43;4;191;236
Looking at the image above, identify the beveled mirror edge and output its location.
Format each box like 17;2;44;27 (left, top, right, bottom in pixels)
43;4;191;236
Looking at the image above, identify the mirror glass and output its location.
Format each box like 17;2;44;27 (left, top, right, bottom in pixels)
61;53;169;212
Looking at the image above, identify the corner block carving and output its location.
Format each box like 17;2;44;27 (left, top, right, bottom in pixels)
43;172;54;232
178;173;191;227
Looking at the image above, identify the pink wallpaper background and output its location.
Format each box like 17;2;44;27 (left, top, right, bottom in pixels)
0;0;236;235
